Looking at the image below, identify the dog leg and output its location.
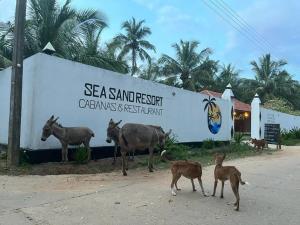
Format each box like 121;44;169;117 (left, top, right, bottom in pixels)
231;178;240;211
212;180;218;196
191;179;196;192
220;181;225;198
171;174;181;196
175;182;181;191
198;177;207;196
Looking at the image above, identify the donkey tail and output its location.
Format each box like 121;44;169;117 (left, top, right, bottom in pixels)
160;150;168;162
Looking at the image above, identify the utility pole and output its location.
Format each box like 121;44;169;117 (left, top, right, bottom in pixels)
7;0;27;167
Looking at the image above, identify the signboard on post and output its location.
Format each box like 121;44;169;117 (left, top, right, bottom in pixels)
264;123;280;144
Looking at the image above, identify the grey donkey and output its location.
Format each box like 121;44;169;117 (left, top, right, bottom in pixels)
107;119;171;176
41;115;94;162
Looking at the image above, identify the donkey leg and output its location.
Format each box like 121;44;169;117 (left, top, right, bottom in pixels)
148;147;154;172
84;142;91;162
65;145;69;162
61;146;65;162
61;144;68;162
121;151;127;176
112;145;117;165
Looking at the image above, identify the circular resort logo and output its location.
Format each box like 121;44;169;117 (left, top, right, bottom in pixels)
203;96;222;134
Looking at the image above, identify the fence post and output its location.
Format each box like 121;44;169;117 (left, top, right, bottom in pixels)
251;93;261;139
221;83;235;140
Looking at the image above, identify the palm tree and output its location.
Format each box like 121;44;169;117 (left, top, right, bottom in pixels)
113;17;156;76
139;59;161;81
0;22;13;70
192;58;219;91
159;40;212;90
27;0;77;55
215;64;239;91
250;54;287;101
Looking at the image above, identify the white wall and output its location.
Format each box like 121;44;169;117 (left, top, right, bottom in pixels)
0;53;232;150
251;95;300;139
260;107;300;137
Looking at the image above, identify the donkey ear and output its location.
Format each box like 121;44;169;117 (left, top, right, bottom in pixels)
53;117;59;123
165;129;172;137
116;120;122;126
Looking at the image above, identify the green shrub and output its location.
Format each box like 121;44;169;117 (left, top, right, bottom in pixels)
229;142;252;152
202;139;215;149
281;127;300;140
20;149;30;165
74;146;88;164
162;135;190;160
233;132;244;144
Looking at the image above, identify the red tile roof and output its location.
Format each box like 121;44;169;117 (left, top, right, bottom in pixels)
200;90;251;112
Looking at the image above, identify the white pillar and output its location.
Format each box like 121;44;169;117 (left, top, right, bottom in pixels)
222;84;235;140
251;93;261;139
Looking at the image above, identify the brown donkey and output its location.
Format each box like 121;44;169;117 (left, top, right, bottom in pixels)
212;153;248;211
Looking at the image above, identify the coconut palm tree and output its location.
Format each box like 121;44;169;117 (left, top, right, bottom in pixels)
0;22;13;70
65;22;129;73
139;59;161;81
113;17;156;76
192;58;219;91
250;54;287;101
159;40;212;90
215;63;239;91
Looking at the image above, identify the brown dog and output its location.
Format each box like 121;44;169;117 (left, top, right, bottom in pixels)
250;138;268;150
212;153;248;211
161;150;207;196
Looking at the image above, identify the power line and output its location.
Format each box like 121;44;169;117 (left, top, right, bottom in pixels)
201;0;266;53
216;0;273;51
208;0;269;51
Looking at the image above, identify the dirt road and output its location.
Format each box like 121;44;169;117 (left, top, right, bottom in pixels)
0;147;299;225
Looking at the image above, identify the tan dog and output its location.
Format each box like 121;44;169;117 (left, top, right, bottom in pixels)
250;138;268;150
212;153;248;211
161;150;207;196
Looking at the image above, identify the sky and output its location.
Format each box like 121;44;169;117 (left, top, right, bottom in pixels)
0;0;299;80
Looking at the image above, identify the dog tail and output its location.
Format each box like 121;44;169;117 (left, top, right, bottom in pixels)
237;173;248;185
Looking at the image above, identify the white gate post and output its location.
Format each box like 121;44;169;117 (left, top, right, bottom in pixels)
222;84;235;140
251;93;261;139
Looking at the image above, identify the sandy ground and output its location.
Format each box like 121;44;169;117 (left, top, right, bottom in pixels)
0;146;299;225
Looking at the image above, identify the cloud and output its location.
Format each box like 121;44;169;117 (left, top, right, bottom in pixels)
155;4;206;34
237;0;300;76
132;0;161;11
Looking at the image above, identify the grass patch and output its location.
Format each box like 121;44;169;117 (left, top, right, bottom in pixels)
282;139;300;146
0;138;279;176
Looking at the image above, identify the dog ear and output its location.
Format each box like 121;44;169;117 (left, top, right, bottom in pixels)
223;153;226;159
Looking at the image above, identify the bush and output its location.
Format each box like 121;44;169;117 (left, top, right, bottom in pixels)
162;135;190;160
202;139;215;149
233;132;244;144
228;142;253;153
281;127;300;140
19;149;31;165
74;146;89;164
